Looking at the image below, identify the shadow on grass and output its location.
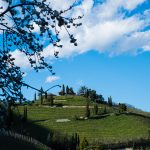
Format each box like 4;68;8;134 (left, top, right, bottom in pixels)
0;135;44;150
89;114;110;119
30;119;49;123
125;112;150;120
8;115;78;150
88;111;150;121
0;117;52;150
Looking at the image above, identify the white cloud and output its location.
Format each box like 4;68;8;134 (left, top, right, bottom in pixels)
0;1;8;13
2;0;150;68
41;0;76;12
109;30;150;55
42;0;149;58
124;0;145;10
10;50;30;68
32;22;40;32
143;42;150;51
45;76;60;83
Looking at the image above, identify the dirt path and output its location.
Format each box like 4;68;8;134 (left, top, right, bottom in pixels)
42;105;101;108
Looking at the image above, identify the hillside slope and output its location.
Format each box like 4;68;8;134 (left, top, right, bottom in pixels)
16;95;150;145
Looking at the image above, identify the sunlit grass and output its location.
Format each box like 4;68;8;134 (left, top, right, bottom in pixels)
17;104;150;144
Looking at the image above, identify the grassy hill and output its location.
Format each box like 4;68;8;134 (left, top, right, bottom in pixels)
11;95;150;149
17;106;150;142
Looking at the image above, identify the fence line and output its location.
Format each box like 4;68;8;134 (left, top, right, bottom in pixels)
0;128;51;150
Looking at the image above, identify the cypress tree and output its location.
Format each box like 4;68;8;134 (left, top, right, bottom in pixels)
39;87;44;105
94;104;98;115
108;96;113;106
69;87;75;95
85;102;90;118
62;84;66;95
34;92;37;101
66;85;69;95
23;106;27;122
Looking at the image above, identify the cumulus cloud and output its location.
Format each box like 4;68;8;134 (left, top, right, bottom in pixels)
45;76;60;83
10;50;30;68
3;0;150;68
42;0;150;58
0;1;8;13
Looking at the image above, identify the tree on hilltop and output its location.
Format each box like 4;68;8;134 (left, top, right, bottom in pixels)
59;84;66;96
66;85;75;95
119;103;127;113
108;96;113;107
34;92;37;101
68;87;75;95
66;85;69;95
38;87;44;104
77;86;88;96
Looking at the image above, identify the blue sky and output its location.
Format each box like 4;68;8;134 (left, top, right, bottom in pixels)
22;51;150;111
0;0;150;111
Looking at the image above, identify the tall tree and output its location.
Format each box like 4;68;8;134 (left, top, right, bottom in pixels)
0;0;82;103
94;104;98;115
59;84;66;96
85;89;89;98
85;101;90;118
97;94;105;103
108;96;113;107
88;89;97;101
34;92;37;101
77;86;88;96
62;84;66;95
69;87;75;95
66;85;69;95
38;87;44;105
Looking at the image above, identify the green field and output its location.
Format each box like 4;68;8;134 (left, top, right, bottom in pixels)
14;95;150;146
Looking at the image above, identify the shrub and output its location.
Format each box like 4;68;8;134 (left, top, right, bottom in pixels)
118;103;127;113
81;137;89;150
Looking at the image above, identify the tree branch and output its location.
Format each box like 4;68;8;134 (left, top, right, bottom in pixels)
0;3;35;17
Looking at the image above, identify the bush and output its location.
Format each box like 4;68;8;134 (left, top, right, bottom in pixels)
118;103;127;113
81;137;89;150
